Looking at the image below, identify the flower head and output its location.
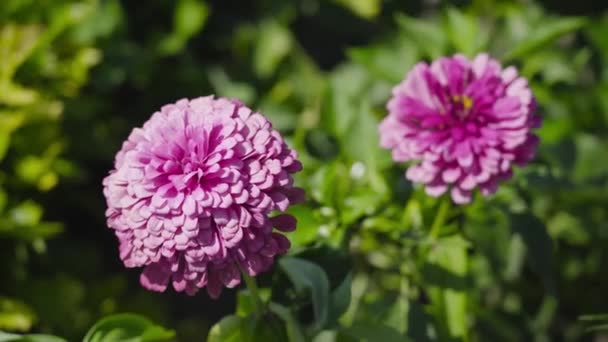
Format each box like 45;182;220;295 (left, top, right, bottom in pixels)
379;53;541;204
103;96;303;298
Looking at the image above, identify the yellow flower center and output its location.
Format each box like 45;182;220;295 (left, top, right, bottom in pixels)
452;95;473;110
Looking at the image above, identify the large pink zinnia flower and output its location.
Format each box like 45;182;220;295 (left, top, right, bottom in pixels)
103;96;303;298
379;53;541;204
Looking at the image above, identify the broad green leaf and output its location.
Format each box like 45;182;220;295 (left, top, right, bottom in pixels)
269;303;306;342
580;314;608;322
0;333;67;342
0;24;41;81
427;236;469;340
0;110;24;161
405;302;433;342
322;64;368;139
503;17;587;61
573;134;608;182
332;0;381;19
236;288;271;318
0;297;35;332
310;161;350;208
384;295;407;333
207;67;256;104
586;16;608;65
174;0;208;37
395;14;447;59
286;205;323;247
83;313;174;342
338;321;407;342
328;273;352;325
9;201;42;226
158;0;208;54
279;257;331;332
0;332;20;342
585;324;608;332
341;100;391;192
207;315;242;342
348;38;417;83
445;8;487;55
254;20;292;78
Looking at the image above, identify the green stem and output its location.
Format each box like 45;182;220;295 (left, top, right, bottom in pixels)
242;270;264;316
429;196;451;241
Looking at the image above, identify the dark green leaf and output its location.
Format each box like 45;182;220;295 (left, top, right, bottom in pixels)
510;213;555;294
328;273;352;325
338;322;407;342
279;257;331;332
268;303;306;342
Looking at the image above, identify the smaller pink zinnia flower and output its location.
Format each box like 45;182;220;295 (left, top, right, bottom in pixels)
103;96;304;298
379;53;541;204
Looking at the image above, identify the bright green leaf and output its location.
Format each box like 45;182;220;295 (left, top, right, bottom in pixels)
332;0;381;19
0;298;35;332
395;14;447;59
207;315;242;342
83;313;174;342
254;20;292;78
445;8;487;55
503;17;587;61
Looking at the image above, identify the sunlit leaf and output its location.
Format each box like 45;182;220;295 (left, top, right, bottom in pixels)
503;17;587;60
207;315;242;342
395;14;447;59
82;313;174;342
254;20;292;78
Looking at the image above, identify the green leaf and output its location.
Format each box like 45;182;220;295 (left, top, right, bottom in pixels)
322;64;368;139
444;8;487;55
207;67;256;104
405;302;433;342
254;20;292;78
0;297;36;332
328;273;352;325
348;39;417;83
0;332;20;342
395;14;447;59
585;324;608;332
338;321;407;342
174;0;208;37
503;17;587;61
427;236;469;340
510;213;555;293
310;161;350;208
332;0;381;19
286;205;322;247
158;0;208;55
268;303;306;342
83;313;174;342
279;257;331;332
0;332;67;342
580;314;608;322
0;110;24;161
207;315;242;342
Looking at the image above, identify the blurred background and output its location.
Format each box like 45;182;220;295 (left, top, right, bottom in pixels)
1;0;608;341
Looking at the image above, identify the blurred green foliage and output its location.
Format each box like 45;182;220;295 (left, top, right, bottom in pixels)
1;0;608;341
